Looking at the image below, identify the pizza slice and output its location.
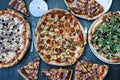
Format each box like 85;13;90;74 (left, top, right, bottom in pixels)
42;68;73;80
64;0;104;20
75;61;108;80
18;58;40;80
9;0;29;16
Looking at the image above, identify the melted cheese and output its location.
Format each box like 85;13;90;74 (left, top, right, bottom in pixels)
0;12;25;63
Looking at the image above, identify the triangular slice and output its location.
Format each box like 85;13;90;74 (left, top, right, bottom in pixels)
75;61;108;80
42;68;73;80
18;58;40;80
64;0;104;20
9;0;29;16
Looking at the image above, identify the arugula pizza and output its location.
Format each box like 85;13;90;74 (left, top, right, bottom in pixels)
75;61;108;80
35;9;86;66
89;11;120;63
64;0;104;20
0;9;30;68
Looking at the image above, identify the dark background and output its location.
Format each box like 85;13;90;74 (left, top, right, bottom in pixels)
0;0;120;80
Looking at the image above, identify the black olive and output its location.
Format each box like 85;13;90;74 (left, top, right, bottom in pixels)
10;32;13;36
15;41;19;44
5;33;7;36
17;29;20;32
2;23;5;26
18;38;20;40
1;37;4;40
17;48;20;50
12;28;14;30
13;25;17;29
1;32;3;35
7;28;9;31
96;49;100;52
15;50;17;53
12;38;14;40
3;47;5;49
5;23;8;26
2;20;4;22
0;28;3;30
2;55;4;58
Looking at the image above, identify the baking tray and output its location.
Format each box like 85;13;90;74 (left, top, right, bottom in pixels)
0;0;120;80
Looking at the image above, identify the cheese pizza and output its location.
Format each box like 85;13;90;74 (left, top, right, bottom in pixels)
0;9;30;68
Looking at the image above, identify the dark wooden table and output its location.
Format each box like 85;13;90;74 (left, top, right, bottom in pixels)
0;0;120;80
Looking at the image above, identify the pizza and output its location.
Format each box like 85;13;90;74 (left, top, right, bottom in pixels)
18;58;40;80
35;9;86;66
64;0;104;20
9;0;29;16
0;9;30;68
88;11;120;63
75;61;108;80
42;68;73;80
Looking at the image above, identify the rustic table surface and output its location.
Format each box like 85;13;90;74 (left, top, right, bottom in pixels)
0;0;120;80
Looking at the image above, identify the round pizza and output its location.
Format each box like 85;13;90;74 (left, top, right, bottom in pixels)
35;9;86;66
0;9;30;68
88;11;120;63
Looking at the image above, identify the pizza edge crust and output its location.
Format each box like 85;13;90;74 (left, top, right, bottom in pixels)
100;65;109;80
64;0;104;20
88;11;120;63
35;9;86;66
18;69;29;80
0;9;31;68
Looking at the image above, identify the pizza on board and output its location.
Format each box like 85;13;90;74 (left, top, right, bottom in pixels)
42;68;73;80
9;0;29;16
75;61;108;80
64;0;104;20
18;58;40;80
0;9;30;68
35;9;86;66
89;11;120;63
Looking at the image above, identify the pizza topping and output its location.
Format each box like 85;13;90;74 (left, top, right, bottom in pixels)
88;1;103;18
91;14;120;61
0;10;26;63
42;68;73;80
36;10;86;66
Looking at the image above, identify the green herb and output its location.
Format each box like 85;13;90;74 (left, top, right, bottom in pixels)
91;15;120;59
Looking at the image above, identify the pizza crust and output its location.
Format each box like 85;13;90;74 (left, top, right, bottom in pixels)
18;70;29;80
88;11;120;63
0;9;31;68
35;9;86;66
